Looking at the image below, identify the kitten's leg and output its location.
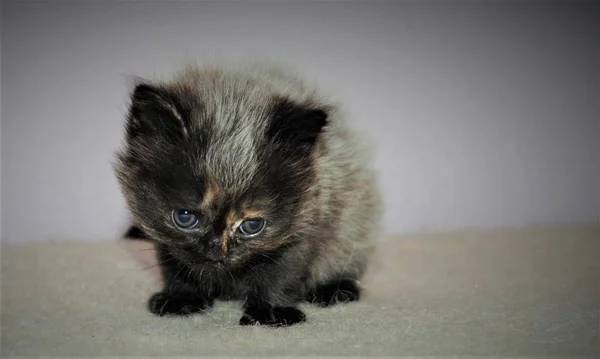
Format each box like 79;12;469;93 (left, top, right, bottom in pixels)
239;296;306;327
239;271;307;327
148;244;215;316
148;286;214;316
237;245;311;327
306;278;360;307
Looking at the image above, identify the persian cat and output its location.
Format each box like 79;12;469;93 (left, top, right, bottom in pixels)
114;63;382;326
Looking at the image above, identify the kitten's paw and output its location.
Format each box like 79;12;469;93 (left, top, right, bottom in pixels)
239;306;306;327
307;279;360;307
148;291;213;316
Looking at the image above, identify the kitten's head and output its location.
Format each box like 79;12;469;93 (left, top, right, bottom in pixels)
114;67;330;268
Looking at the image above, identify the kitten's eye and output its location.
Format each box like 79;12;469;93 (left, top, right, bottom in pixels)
238;218;266;237
172;209;199;229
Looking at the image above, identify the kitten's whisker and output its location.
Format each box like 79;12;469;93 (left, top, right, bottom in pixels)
225;268;236;288
138;256;177;271
186;267;194;283
133;247;157;253
337;243;356;286
257;253;294;276
173;264;187;281
198;267;206;283
159;298;170;315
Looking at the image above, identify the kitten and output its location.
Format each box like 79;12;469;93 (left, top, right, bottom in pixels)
114;63;382;327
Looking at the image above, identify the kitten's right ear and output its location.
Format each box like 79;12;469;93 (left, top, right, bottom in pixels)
267;98;329;149
126;83;188;139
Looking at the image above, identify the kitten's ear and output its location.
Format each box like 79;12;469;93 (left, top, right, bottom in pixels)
126;83;188;139
268;99;329;147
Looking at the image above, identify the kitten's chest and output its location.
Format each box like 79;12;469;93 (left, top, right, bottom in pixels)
190;264;252;300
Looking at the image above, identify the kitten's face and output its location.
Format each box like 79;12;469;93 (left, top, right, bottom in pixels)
115;77;328;269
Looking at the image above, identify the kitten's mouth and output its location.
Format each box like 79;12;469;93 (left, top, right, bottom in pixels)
187;253;232;268
203;258;226;267
170;244;232;266
204;251;227;263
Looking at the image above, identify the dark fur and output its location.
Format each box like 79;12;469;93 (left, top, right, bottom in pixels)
114;64;381;326
124;225;147;239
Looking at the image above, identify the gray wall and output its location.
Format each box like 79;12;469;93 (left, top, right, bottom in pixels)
2;1;599;243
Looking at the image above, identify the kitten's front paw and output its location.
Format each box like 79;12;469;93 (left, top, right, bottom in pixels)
307;279;360;307
148;291;213;316
239;306;306;327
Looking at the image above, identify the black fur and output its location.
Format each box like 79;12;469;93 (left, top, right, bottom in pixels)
149;290;213;316
306;279;361;307
239;305;306;327
114;66;379;328
150;240;361;324
126;84;191;140
149;240;313;325
124;225;148;239
268;98;328;148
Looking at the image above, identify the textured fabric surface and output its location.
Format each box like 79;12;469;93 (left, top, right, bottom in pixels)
1;224;598;357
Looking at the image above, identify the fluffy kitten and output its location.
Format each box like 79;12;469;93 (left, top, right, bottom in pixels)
114;63;382;327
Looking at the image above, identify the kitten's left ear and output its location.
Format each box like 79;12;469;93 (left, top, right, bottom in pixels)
126;83;188;139
268;98;329;147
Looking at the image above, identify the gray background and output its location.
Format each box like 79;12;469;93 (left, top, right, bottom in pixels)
2;1;598;243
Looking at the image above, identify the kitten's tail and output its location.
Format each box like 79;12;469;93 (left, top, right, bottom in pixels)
124;225;148;240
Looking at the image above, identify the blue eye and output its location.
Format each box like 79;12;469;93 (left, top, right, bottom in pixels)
172;209;199;229
238;218;266;237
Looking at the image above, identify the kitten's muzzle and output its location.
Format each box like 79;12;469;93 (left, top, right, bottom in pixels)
205;248;227;262
204;238;228;262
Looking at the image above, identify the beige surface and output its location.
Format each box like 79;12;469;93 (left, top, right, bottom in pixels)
1;224;599;357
